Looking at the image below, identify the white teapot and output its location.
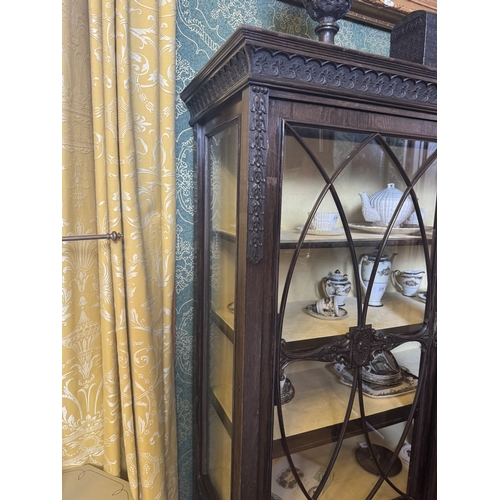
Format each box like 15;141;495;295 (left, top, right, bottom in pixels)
358;183;414;228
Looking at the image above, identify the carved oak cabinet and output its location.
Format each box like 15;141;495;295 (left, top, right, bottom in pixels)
181;25;436;500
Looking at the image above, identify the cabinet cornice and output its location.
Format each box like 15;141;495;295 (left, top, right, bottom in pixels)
181;25;437;125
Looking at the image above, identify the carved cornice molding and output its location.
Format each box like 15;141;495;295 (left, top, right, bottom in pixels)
183;49;249;122
249;46;437;106
181;27;437;124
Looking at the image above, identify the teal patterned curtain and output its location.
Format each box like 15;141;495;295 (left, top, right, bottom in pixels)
174;1;389;497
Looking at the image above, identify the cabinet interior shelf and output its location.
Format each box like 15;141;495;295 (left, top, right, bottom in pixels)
212;293;426;347
271;431;411;500
210;346;419;458
272;404;411;459
280;229;433;249
217;228;433;249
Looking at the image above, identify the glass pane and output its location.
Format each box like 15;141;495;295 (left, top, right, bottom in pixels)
207;120;239;498
279;124;436;335
276;122;436;499
273;347;421;499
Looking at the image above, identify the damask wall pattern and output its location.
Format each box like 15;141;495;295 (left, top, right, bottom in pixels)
174;1;390;498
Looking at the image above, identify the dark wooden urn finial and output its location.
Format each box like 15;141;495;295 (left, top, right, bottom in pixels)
302;0;354;44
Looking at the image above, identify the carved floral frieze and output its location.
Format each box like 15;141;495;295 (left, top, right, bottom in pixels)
182;30;437;122
250;45;436;105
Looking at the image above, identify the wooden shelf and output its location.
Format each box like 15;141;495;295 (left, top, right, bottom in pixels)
278;0;437;31
280;228;433;249
217;228;433;249
210;345;420;458
213;293;426;347
212;307;235;343
272;346;419;457
281;294;426;344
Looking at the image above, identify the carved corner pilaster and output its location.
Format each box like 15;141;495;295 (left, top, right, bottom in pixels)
247;86;269;264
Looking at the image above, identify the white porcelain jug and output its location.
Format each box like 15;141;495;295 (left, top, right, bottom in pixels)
358;251;397;307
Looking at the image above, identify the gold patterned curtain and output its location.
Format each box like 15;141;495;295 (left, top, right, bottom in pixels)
62;0;177;498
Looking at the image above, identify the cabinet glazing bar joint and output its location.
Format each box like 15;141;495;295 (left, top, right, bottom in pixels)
349;325;376;368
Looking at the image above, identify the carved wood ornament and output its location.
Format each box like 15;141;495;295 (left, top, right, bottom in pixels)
247;86;268;264
181;27;437;125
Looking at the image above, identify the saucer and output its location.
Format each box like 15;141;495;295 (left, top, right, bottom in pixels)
305;303;347;320
348;223;424;235
296;226;344;236
417;292;426;302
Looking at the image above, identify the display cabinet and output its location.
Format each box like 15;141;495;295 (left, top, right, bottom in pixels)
181;25;436;500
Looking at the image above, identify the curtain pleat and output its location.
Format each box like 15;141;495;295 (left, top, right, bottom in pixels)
62;0;178;498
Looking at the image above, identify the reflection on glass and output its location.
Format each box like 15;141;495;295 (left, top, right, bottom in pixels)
207;121;239;499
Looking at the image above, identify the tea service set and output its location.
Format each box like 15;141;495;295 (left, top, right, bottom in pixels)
305;270;351;320
301;183;427;237
304;182;427;317
305;254;426;319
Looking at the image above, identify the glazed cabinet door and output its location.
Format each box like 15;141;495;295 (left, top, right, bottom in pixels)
269;100;436;500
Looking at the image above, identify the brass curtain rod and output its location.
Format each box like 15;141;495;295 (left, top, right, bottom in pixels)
62;231;123;242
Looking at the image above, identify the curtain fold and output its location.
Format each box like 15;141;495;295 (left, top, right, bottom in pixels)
62;0;177;498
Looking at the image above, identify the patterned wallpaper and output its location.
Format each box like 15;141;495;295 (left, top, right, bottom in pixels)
174;1;390;497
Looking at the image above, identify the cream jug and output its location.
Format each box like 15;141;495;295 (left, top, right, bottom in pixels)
391;270;425;297
358;251;397;307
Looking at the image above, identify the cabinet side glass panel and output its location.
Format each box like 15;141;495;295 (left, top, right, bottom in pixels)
207;121;238;499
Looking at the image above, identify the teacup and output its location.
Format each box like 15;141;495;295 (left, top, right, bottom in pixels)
315;297;340;317
309;211;339;232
